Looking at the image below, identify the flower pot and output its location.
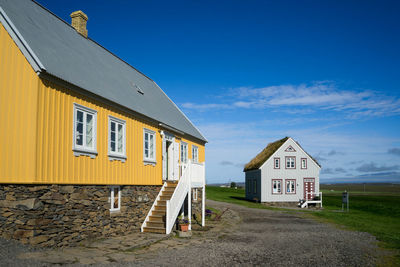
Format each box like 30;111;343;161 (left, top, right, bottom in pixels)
179;224;189;232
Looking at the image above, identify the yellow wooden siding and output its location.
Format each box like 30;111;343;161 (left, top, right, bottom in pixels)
35;79;205;185
0;23;39;183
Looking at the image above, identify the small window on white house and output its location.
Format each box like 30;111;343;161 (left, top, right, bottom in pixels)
301;158;307;169
110;186;121;212
272;180;282;194
108;116;126;161
274;158;280;169
181;142;188;164
286;180;296;194
192;145;199;163
73;104;97;157
143;129;156;163
193;188;198;201
286;157;295;169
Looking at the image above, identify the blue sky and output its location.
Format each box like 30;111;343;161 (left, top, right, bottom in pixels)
38;0;400;183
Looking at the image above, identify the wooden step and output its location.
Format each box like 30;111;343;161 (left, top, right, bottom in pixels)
143;226;165;234
166;183;177;188
149;215;164;222
157;200;166;206
154;205;166;211
152;210;166;215
164;187;175;192
146;221;165;228
160;195;172;201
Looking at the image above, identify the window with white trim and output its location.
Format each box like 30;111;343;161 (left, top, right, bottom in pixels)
192;145;199;163
110;186;121;212
73;104;97;156
301;158;307;169
274;158;280;169
181;142;188;164
143;129;156;162
286;157;295;169
286;180;296;194
108;116;126;161
193;188;198;201
272;180;281;194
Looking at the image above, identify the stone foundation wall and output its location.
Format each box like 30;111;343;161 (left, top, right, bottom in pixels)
191;188;203;223
0;184;160;247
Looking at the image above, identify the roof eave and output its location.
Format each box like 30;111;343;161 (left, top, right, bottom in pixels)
0;6;45;74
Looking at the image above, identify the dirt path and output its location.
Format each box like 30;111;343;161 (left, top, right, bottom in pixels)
132;200;378;267
2;200;379;266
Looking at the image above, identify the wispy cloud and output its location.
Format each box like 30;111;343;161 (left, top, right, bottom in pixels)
182;81;400;118
327;150;346;156
220;161;245;168
356;162;400;173
388;148;400;157
321;167;347;174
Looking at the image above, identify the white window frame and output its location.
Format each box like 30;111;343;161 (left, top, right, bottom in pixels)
286;156;296;169
272;179;282;194
72;103;97;158
143;128;156;164
274;158;280;169
193;188;198;201
301;158;307;169
286;179;296;194
180;141;188;164
110;186;121;212
108;116;126;162
192;145;199;163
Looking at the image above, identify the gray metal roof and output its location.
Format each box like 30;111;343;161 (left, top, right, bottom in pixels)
0;0;207;142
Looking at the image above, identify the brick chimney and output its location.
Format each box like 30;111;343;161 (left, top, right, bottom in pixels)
70;10;88;38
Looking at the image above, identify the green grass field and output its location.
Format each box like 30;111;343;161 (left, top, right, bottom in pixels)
206;184;400;264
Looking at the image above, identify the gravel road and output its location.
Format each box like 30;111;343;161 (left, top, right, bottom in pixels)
134;200;378;267
0;200;379;266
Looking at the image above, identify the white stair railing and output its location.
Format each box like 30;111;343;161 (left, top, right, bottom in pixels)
301;192;323;208
165;160;191;234
141;181;168;232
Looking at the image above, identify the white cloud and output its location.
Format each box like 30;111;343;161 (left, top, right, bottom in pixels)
182;81;400;118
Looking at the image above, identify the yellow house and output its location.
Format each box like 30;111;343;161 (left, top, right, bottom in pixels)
0;0;206;246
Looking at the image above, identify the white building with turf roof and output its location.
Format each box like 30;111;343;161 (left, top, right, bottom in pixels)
244;137;321;206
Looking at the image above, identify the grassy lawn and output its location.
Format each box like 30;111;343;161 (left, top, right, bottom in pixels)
206;185;400;264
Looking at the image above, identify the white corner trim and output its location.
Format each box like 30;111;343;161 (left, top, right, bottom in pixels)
0;7;45;73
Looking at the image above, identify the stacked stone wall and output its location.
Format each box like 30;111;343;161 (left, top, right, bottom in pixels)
191;188;203;223
0;184;160;247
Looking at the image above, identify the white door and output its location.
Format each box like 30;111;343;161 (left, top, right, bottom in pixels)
173;141;180;180
167;141;174;180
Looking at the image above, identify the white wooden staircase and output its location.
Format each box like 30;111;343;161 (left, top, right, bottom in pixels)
141;181;177;234
141;160;205;235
